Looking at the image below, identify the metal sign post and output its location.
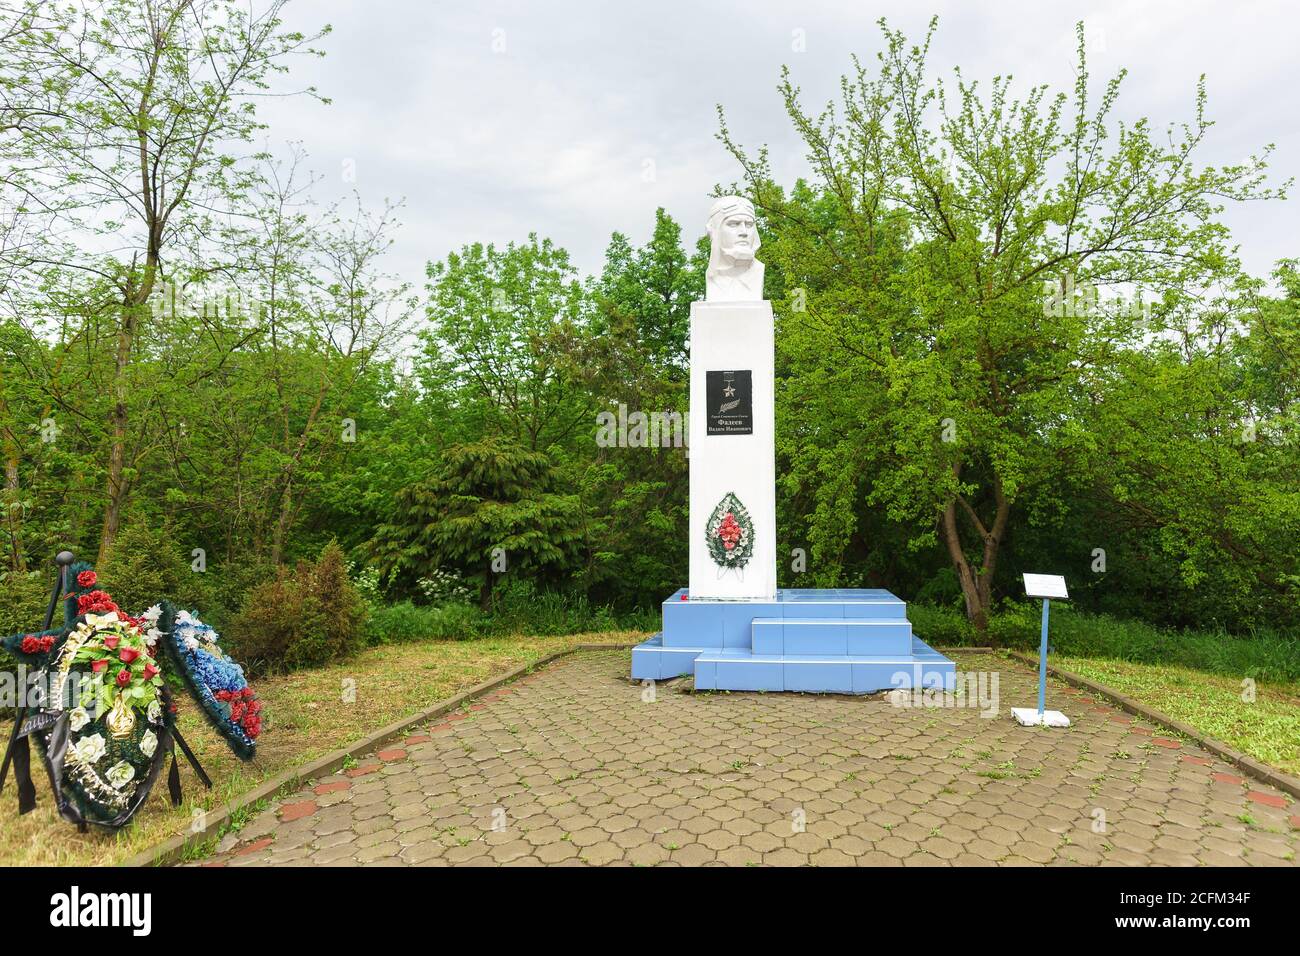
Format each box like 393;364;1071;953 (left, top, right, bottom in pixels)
1013;573;1071;728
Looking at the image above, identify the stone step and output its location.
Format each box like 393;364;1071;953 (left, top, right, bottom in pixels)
660;587;909;649
691;638;955;694
630;634;712;681
751;617;912;656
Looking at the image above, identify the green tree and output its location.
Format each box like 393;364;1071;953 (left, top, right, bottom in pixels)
0;0;329;561
421;235;593;451
594;207;704;373
237;149;413;566
288;540;368;668
721;18;1286;634
1072;273;1300;631
369;439;584;611
96;512;196;615
577;212;703;605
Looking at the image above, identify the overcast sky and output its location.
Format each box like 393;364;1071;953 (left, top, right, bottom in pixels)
257;0;1298;286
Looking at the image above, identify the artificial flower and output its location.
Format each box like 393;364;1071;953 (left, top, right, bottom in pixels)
15;633;55;655
192;647;247;692
115;667;131;688
118;647;140;664
142;663;159;681
717;512;743;550
91;659;108;674
76;570;97;588
146;700;162;724
78;590;119;615
140;730;157;758
72;733;107;766
102;635;120;650
215;686;262;739
69;707;90;732
105;760;135;790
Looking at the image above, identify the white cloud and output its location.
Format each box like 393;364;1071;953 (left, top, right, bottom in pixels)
257;0;1298;286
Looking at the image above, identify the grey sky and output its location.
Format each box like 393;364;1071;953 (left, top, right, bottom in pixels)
259;0;1298;286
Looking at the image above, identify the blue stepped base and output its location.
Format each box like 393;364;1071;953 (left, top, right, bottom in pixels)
631;588;954;694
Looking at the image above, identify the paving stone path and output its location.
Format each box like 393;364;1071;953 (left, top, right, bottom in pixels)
194;649;1298;867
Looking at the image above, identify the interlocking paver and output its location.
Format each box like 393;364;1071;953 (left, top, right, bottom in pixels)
191;650;1299;867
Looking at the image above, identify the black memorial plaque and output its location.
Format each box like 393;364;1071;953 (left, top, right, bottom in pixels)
706;369;753;436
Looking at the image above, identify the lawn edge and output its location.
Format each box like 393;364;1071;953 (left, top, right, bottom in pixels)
124;642;638;868
1008;650;1300;800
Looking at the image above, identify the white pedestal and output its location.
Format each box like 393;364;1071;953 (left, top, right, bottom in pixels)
688;300;777;599
1011;707;1071;728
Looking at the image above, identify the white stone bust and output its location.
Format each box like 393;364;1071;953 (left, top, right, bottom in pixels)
705;196;764;302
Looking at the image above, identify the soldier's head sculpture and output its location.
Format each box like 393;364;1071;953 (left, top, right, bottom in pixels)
705;196;764;302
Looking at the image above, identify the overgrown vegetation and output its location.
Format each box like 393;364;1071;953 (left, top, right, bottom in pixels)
228;542;368;673
912;603;1300;684
365;580;657;647
1051;655;1300;774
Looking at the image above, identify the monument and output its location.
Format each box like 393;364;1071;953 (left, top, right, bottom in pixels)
689;197;777;601
631;197;955;693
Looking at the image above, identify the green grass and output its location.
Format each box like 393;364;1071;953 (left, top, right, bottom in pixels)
912;603;1300;683
1050;655;1300;777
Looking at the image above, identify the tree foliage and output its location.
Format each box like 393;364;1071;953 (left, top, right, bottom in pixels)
369;439;585;611
0;8;1294;651
720;18;1291;633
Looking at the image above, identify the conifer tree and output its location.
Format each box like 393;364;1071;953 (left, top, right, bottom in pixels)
370;439;584;610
